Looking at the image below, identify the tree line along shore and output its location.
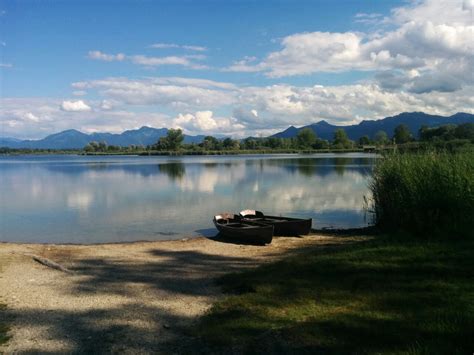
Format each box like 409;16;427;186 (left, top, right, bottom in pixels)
1;122;473;155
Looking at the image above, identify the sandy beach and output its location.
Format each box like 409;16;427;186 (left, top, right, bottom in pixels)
0;234;360;353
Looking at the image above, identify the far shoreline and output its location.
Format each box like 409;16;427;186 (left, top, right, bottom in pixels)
1;148;384;156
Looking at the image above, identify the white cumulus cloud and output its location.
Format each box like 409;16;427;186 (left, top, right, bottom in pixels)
24;112;40;122
72;77;236;109
60;100;92;112
173;111;245;133
225;0;474;95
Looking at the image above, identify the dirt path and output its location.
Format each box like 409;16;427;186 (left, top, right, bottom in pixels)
0;235;358;353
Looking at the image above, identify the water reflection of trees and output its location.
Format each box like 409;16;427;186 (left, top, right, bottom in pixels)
259;156;377;177
158;162;186;181
334;157;351;176
38;156;376;180
262;157;345;177
294;158;319;177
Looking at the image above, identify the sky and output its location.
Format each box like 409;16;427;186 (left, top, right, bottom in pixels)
1;0;473;139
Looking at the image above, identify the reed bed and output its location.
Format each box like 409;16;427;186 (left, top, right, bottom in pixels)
370;150;474;238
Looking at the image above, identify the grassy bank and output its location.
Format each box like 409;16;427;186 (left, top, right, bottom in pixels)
370;151;474;238
194;236;474;353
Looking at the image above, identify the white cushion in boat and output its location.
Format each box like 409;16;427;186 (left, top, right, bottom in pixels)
240;209;256;216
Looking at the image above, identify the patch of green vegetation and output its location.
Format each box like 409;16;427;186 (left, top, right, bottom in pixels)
370;151;474;238
195;237;474;354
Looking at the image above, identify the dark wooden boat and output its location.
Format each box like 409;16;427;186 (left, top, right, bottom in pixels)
239;210;312;236
213;213;273;245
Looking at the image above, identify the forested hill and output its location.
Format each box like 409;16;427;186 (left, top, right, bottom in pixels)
271;112;474;141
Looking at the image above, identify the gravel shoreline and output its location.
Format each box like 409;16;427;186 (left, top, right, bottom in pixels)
0;234;360;353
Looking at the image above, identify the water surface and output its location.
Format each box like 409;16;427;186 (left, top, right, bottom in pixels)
0;153;377;243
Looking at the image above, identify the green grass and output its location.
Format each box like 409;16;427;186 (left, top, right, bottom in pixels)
195;237;474;354
370;151;474;238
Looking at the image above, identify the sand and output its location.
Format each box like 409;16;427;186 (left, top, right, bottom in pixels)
0;234;359;353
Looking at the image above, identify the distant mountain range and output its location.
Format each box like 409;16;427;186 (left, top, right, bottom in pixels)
271;112;474;141
0;126;207;149
1;112;473;149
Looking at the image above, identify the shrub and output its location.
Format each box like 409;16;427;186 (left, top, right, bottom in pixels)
369;151;474;238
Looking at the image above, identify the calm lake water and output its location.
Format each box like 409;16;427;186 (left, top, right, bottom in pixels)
0;153;377;243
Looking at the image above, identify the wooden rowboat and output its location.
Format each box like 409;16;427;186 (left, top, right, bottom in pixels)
239;210;312;236
213;213;273;245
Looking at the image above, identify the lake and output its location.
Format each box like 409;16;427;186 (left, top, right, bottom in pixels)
0;153;377;243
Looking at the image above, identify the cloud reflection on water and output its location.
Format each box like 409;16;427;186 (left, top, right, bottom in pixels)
0;154;376;243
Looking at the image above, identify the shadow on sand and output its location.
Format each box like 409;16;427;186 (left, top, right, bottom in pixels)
4;243;310;353
2;230;375;353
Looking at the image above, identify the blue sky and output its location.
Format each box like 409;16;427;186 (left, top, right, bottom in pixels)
1;0;473;139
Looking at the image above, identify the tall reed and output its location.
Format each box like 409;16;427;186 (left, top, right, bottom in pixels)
369;151;474;238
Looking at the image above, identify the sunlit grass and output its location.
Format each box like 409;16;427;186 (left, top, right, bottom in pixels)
195;237;474;353
370;151;474;238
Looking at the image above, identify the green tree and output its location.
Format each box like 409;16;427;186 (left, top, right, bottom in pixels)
156;129;184;150
98;141;107;152
419;125;456;141
242;138;259;150
83;141;101;152
223;138;234;149
358;135;371;146
202;136;220;150
222;137;240;150
107;145;120;152
333;129;352;149
297;128;317;148
166;129;184;150
418;125;430;141
265;137;284;149
313;138;329;149
84;142;95;152
454;123;474;140
374;130;389;145
393;124;412;144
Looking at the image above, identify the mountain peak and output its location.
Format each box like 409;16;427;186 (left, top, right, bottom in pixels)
61;129;83;134
50;129;86;137
138;126;155;131
314;120;330;126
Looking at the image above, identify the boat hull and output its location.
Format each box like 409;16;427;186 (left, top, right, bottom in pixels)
213;216;273;245
240;211;312;236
